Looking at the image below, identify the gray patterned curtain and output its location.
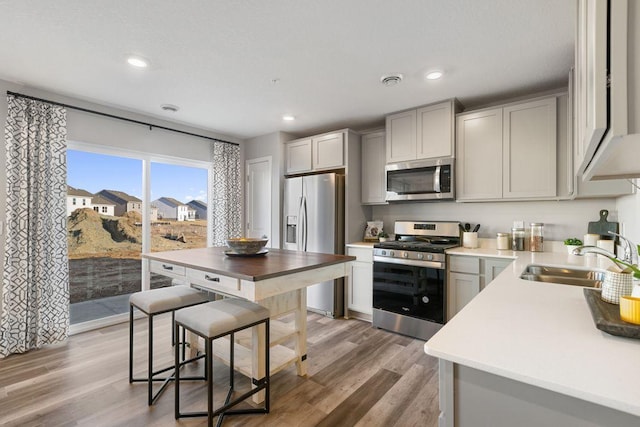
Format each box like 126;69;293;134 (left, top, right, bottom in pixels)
0;95;69;357
210;141;241;245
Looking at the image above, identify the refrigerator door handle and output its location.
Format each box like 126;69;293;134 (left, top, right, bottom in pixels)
301;196;308;251
297;196;304;251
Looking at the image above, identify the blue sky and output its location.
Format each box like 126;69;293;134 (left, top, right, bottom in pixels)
67;150;208;203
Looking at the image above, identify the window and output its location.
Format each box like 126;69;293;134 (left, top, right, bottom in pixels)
82;198;86;206
72;198;76;205
102;206;107;213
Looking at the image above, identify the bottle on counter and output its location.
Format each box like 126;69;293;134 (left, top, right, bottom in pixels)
512;228;525;251
497;232;510;250
530;223;544;252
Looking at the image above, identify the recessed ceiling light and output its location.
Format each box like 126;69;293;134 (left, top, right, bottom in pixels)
127;55;149;68
425;70;444;80
380;74;403;86
161;104;179;113
282;115;295;121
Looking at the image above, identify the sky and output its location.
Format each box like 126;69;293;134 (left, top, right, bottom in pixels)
67;150;208;203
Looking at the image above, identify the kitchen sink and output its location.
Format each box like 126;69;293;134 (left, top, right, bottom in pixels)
520;265;605;288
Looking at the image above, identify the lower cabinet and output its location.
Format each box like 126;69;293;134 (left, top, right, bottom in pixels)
447;255;512;320
346;246;373;319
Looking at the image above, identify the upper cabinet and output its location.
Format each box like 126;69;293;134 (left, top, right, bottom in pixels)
386;99;460;164
575;0;640;180
285;132;344;175
361;130;387;205
457;96;557;201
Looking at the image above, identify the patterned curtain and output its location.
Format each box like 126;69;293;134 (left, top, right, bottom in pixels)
209;141;241;245
0;95;69;357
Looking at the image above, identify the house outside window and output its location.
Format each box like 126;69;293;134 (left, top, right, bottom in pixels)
101;206;107;213
72;198;76;205
82;199;86;206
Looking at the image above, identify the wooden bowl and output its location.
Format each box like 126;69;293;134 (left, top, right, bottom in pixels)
226;238;268;254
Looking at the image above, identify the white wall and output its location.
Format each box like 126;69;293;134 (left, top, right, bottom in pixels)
616;180;640;244
244;131;295;248
371;198;621;242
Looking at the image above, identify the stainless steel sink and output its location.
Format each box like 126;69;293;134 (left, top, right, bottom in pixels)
520;265;605;288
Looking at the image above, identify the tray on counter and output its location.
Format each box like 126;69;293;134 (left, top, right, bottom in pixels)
583;288;640;339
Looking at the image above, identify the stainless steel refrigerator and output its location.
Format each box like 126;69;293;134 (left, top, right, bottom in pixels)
283;173;345;317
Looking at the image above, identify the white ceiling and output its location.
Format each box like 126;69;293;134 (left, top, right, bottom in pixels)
0;0;575;140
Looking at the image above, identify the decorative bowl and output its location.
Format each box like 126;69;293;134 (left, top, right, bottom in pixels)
226;237;269;254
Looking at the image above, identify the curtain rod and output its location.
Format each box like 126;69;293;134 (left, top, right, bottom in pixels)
6;91;239;146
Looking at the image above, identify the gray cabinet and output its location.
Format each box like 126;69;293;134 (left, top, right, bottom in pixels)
448;255;512;320
456;96;558;201
386;99;458;164
285;132;345;175
346;246;373;319
361;131;387;204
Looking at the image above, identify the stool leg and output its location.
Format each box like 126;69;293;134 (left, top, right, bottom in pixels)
174;321;181;420
171;311;175;347
148;314;154;406
181;325;186;361
207;337;214;427
129;304;134;384
265;319;270;413
230;332;235;390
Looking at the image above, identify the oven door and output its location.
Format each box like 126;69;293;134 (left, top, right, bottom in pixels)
372;260;446;324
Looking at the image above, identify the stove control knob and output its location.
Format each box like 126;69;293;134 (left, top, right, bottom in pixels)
380;250;386;256
426;254;434;261
417;254;424;260
403;252;409;259
389;251;395;257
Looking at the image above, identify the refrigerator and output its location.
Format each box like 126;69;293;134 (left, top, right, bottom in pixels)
283;173;345;317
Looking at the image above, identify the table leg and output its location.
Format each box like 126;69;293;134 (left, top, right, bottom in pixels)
251;322;266;404
295;287;308;376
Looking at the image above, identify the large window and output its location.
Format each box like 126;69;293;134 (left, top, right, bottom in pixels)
67;147;210;326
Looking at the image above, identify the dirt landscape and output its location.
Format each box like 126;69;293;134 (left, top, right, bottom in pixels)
68;208;207;303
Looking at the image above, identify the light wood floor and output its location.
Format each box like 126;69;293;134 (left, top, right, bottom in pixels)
0;312;440;427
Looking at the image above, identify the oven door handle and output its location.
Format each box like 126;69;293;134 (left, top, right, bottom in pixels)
434;165;441;193
373;256;445;270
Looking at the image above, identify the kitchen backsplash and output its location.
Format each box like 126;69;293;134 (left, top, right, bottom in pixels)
371;199;619;242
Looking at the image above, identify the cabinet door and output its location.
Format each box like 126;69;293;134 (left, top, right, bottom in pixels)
503;97;557;198
417;101;453;159
386;110;417;163
348;261;373;315
448;272;480;320
456;109;503;200
361;131;387;204
313;133;344;170
483;258;512;290
286;139;312;174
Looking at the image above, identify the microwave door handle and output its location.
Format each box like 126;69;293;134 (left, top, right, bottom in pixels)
434;166;441;192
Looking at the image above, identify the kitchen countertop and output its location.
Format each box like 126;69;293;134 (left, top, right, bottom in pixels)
424;250;640;417
346;241;377;248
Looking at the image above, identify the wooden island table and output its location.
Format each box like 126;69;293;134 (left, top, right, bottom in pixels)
142;247;355;402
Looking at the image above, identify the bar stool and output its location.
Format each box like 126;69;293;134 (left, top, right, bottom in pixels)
129;286;209;405
174;298;270;427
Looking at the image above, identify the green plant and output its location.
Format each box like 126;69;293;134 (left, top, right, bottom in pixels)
564;237;583;246
378;231;389;238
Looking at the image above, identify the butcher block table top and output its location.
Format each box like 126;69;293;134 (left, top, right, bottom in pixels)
142;247;355;282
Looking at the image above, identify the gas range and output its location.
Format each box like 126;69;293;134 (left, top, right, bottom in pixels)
373;221;461;267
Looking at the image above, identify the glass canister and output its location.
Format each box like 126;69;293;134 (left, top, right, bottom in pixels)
511;228;525;251
530;223;544;252
496;232;510;250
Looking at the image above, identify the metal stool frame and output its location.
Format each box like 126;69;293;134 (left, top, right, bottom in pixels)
174;316;270;427
129;300;207;405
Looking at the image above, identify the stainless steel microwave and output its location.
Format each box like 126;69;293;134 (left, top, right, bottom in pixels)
385;158;454;202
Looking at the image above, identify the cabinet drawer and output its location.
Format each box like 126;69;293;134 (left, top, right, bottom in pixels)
449;256;480;274
150;260;186;277
347;247;373;263
186;269;240;293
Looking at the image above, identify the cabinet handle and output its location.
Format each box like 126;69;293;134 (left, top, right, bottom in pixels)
204;275;220;282
162;264;173;271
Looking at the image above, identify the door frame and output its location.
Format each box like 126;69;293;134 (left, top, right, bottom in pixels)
245;156;273;244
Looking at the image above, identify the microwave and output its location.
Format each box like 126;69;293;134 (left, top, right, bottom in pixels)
385;158;454;202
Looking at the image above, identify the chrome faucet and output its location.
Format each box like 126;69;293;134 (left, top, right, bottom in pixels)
608;231;637;265
572;245;617;259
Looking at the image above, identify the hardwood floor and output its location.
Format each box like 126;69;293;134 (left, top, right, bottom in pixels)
0;313;440;426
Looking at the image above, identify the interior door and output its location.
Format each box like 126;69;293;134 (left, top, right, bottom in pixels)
245;157;272;244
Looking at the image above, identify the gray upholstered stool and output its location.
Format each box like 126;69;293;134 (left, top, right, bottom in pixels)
129;286;209;405
174;298;270;427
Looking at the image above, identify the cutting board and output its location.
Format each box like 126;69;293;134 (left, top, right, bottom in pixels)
587;209;619;240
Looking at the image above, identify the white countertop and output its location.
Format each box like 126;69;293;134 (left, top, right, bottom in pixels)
425;250;640;417
346;241;376;248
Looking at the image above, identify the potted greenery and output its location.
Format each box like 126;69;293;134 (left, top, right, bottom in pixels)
378;231;390;242
564;237;583;254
